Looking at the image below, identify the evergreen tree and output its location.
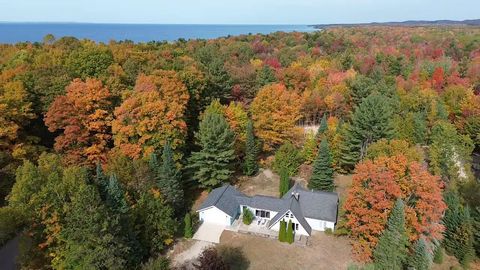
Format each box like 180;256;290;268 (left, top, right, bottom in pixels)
243;120;259;176
373;199;408;270
412;112;427;144
105;174;129;214
157;142;184;211
317;114;328;137
94;162;108;199
433;245;444;264
443;190;475;267
255;65;277;89
279;220;286;242
287;220;294;244
309;138;334;191
184;213;193;239
279;167;290;197
340;94;394;172
408;238;431;270
188;110;236;188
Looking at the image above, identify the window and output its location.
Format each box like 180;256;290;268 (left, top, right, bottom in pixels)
255;210;270;218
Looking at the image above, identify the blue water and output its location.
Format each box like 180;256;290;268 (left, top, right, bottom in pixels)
0;23;317;44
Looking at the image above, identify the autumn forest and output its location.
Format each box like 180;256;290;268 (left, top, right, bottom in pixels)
1;26;480;269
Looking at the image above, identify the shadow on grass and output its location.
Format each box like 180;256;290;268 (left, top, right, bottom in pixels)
218;246;250;270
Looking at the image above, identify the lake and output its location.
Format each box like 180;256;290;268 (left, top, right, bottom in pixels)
0;23;317;44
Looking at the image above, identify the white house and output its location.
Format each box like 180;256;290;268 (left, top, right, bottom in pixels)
197;183;339;236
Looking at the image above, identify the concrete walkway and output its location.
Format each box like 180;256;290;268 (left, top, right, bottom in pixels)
193;223;225;243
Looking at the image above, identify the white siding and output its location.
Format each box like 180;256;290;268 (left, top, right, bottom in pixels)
240;205;278;221
270;211;309;236
305;217;335;232
198;207;232;226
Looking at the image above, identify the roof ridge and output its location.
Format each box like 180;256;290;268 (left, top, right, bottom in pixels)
212;185;230;207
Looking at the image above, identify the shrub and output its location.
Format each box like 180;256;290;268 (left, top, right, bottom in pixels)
279;220;286;242
0;207;25;246
324;228;333;235
194;247;227;270
218;246;250;270
242;208;254;225
184;213;193;238
286;220;294;244
272;142;303;176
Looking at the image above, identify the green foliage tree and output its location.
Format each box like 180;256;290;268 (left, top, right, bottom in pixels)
242;208;254;225
272;142;303;176
317;114;328;136
243;120;259;176
408;238;431;270
340;94;394;172
433;245;444;264
309;138;334;191
279;167;290;197
373;199;409;270
301;131;317;164
184;213;193;238
286;220;294;244
66;44;114;79
443;190;475;267
105;174;128;214
188;110;236;188
279;220;286;242
157;142;184;211
0;206;25;246
255;65;277;89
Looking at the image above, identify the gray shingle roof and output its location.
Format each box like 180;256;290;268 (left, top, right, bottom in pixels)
197;185;247;217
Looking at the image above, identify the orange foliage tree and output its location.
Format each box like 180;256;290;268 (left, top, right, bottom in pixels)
112;70;189;159
250;83;302;151
344;155;446;261
45;78;113;165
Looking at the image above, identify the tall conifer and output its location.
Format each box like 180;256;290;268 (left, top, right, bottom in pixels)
309;138;334;191
244;120;259;176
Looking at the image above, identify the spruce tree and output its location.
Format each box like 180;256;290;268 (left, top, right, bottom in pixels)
373;199;408;270
95;162;108;199
188;110;236;188
243;120;259;176
340;94;394;171
157;142;184;211
317;114;328;137
184;213;193;239
309;138;334;191
287;220;294;244
279;167;290;197
255;65;277;89
105;174;129;214
408;238;431;270
433;245;444;264
443;190;475;267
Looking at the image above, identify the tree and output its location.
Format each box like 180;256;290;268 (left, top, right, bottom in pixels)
373;199;408;270
309;138;334;191
188;109;236;188
365;139;422;163
408;238;431;270
344;155;446;261
317;114;328;136
243;120;259;176
65;44;114;79
286;220;294;244
194;247;228;270
301;131;317;164
272;142;303;176
250;84;302;151
279;167;290;197
105;174;128;214
442;190;475;267
44;78;113;166
255;65;277;89
112;70;189;160
155;142;184;211
242;208;254;225
279;220;286;242
340;94;394;172
184;213;193;238
433;245;444;264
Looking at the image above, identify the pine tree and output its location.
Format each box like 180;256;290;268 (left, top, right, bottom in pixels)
443;190;475;267
94;162;108;199
188;109;236;188
317;114;328;137
184;213;193;238
243;120;259;176
279;220;286;242
309;138;334;191
279;167;290;197
105;174;129;214
373;199;409;270
408;238;431;270
433;245;444;264
157;142;184;211
287;220;294;244
255;65;277;89
340;94;394;172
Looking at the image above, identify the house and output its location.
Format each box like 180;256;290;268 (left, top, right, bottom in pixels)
197;183;339;236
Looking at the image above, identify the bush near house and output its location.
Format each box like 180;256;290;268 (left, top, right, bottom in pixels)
184;213;193;238
287;220;294;244
243;208;254;225
279;220;286;242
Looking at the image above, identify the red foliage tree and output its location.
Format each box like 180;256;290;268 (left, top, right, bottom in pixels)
45;78;113;165
344;155;446;261
432;67;445;91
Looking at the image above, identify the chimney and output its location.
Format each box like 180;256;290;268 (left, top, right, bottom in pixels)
291;192;299;201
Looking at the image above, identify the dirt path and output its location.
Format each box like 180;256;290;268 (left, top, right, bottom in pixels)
171;240;214;268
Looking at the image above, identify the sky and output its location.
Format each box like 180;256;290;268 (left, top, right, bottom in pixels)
0;0;479;24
